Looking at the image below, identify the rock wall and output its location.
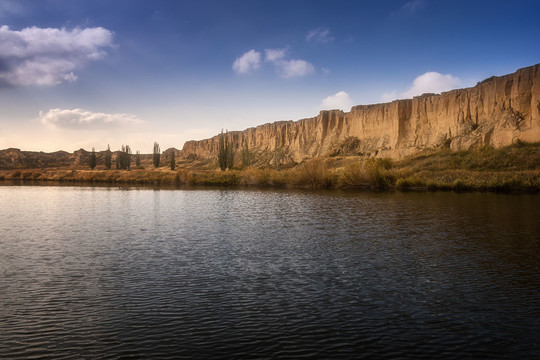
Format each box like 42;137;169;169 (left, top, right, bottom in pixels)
181;63;540;163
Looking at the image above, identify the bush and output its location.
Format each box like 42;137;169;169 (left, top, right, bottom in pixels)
293;159;335;189
339;159;392;189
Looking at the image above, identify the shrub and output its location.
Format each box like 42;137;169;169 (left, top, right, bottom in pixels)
293;159;335;189
339;159;392;189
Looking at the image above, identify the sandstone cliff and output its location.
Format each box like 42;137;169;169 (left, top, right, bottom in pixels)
181;63;540;165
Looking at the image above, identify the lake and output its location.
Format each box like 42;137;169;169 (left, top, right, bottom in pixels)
0;185;538;359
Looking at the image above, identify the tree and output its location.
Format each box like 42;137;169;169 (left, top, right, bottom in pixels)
242;141;251;168
170;150;176;170
117;145;132;170
124;145;131;170
135;150;141;167
153;142;160;168
218;130;227;171
218;130;234;171
226;139;234;170
104;144;112;170
89;147;97;169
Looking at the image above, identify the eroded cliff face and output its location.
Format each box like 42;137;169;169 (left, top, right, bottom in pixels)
181;63;540;164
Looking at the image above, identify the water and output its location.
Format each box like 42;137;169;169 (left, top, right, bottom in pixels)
0;185;538;359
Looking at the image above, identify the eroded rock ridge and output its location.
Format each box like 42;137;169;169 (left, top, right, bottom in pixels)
181;63;540;164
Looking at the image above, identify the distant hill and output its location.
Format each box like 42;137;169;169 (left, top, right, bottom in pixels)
0;147;181;169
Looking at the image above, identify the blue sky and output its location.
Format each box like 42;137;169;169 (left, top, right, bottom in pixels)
1;0;539;152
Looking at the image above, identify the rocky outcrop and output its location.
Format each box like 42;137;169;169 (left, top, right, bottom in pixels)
181;63;540;164
0;148;73;169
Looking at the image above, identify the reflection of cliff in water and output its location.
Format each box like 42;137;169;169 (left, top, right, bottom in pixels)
181;63;540;164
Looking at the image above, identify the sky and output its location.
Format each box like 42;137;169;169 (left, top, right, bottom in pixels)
1;0;539;153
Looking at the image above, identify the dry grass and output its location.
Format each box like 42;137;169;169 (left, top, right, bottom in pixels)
3;141;540;192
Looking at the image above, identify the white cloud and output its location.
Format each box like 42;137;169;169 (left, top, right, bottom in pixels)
381;71;462;102
39;108;143;130
264;48;315;78
306;28;334;43
0;25;113;87
232;49;261;74
235;47;315;78
321;91;354;111
278;59;315;78
264;48;286;62
401;72;461;98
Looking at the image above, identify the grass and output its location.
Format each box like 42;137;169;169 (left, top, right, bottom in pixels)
2;142;540;193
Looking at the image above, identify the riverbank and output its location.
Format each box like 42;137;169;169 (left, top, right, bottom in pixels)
1;142;539;193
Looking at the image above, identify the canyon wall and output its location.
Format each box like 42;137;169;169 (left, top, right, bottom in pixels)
181;63;540;164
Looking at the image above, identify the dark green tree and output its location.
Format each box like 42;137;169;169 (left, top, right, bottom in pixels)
125;145;131;170
242;141;251;168
89;147;97;169
218;130;234;171
170;150;176;170
104;144;112;170
153;142;160;168
135;150;141;167
117;145;132;170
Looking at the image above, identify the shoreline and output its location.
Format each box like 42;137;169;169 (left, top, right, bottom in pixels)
1;142;539;194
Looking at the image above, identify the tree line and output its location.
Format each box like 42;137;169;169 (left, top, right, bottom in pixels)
88;142;175;170
218;130;252;171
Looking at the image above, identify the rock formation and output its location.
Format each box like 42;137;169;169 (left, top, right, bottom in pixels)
181;63;540;164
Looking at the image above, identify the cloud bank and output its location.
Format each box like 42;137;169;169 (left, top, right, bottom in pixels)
381;71;462;102
0;25;113;87
321;91;354;111
40;108;142;130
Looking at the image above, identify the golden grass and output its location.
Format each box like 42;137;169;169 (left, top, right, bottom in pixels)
2;141;540;192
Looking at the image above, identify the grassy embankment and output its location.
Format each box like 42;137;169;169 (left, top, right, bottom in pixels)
1;141;540;192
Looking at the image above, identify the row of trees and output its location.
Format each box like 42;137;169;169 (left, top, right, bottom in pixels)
88;142;176;170
218;130;253;171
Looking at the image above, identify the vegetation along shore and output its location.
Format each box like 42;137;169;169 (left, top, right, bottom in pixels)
2;141;539;193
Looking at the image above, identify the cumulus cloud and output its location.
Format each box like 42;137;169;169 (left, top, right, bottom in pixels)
0;25;113;87
401;72;461;98
306;28;334;43
277;59;315;78
321;91;354;111
39;108;142;130
264;47;315;78
381;71;462;102
264;48;286;62
232;49;261;74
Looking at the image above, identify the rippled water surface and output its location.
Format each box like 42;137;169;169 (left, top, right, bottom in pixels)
0;185;539;359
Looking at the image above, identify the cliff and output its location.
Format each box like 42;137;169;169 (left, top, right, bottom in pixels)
180;63;540;164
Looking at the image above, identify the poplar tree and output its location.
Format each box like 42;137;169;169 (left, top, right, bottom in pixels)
170;150;176;170
117;145;131;170
89;147;97;169
104;144;112;170
242;141;251;168
218;130;227;171
135;150;141;167
153;142;161;168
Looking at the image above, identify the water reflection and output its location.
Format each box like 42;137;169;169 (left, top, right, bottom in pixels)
0;186;538;359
